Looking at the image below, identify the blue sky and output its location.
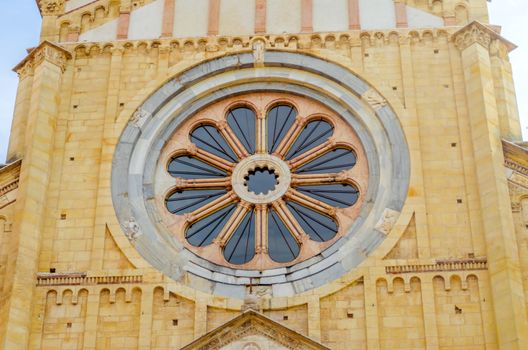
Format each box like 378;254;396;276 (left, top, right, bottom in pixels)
0;0;527;163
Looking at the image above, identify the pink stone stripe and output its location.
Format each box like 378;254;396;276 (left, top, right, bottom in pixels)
444;16;456;26
162;0;175;37
301;0;313;33
117;12;130;40
255;0;267;34
348;0;360;30
395;2;408;28
208;0;221;35
67;31;80;42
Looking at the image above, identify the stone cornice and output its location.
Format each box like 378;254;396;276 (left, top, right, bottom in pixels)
453;21;517;53
36;273;143;286
180;310;331;350
0;159;22;183
0;179;19;198
13;41;72;78
386;257;488;274
503;139;528;171
0;159;21;209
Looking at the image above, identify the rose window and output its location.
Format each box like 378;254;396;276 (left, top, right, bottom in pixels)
158;93;368;269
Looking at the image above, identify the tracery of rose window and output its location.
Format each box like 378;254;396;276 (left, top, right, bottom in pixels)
158;93;368;269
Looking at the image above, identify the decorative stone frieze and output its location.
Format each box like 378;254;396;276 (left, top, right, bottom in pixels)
38;0;65;16
13;41;71;77
512;202;522;213
36;273;143;286
62;28;471;59
453;21;516;52
15;61;35;80
385;257;488;274
505;159;528;177
454;23;491;50
0;179;19;198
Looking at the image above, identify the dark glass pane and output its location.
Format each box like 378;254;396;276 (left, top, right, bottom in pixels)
267;105;297;154
223;210;256;265
295;148;356;174
166;188;226;215
190;125;237;162
227;107;256;155
268;209;300;263
295;183;359;208
186;204;237;247
285;119;333;160
168;155;227;179
286;201;338;242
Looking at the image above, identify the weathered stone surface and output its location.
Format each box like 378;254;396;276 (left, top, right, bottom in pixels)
1;5;527;350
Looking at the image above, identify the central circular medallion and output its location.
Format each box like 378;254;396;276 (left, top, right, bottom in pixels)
232;154;291;204
245;167;278;195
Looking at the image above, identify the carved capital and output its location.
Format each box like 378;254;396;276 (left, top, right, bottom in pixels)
16;61;34;80
38;0;65;16
453;21;517;53
33;45;70;71
454;24;491;51
13;41;71;77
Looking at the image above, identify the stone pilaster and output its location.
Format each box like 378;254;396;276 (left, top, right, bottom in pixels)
489;38;523;141
255;0;267;34
162;0;176;37
194;296;208;338
90;47;125;271
82;291;100;350
307;296;321;341
6;63;34;162
138;288;154;350
38;0;65;42
0;41;70;350
454;21;528;350
364;273;380;350
420;280;439;350
398;36;431;259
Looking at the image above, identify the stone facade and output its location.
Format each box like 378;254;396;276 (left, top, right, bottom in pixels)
1;0;527;349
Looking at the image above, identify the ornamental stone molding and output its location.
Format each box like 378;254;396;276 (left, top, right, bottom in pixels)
111;51;411;298
361;88;387;111
180;311;330;350
37;0;65;16
13;41;71;78
453;21;516;52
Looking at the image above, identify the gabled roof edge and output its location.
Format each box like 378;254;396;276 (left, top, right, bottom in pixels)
180;310;331;350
